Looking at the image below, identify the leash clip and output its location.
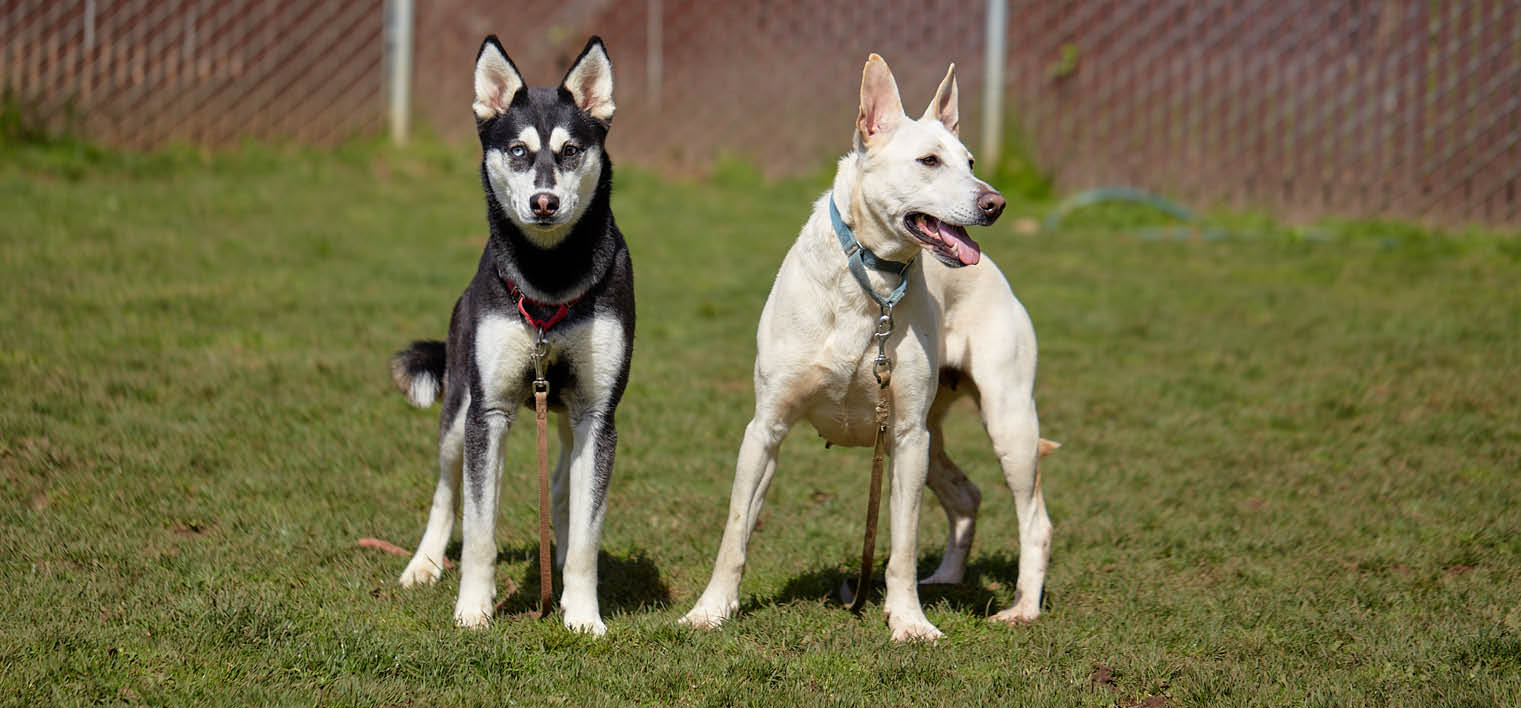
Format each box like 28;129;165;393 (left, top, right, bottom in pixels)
872;305;893;387
531;329;550;393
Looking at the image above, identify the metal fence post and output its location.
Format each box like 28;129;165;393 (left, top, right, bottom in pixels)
981;0;1007;171
385;0;414;145
647;0;663;110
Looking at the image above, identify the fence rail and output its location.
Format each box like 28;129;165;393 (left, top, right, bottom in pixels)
3;0;1518;226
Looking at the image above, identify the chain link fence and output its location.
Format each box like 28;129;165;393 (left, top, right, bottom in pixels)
4;0;1518;226
1;0;383;147
1007;0;1521;225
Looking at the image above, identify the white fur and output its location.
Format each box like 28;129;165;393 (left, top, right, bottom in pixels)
548;126;571;153
682;57;1052;641
405;371;439;408
516;125;541;153
472;314;538;396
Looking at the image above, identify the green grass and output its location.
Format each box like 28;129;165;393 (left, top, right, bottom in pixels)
2;139;1519;705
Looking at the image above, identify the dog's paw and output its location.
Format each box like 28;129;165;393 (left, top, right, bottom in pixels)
885;603;943;643
679;597;738;630
453;590;495;629
563;612;607;637
454;606;492;628
989;606;1040;626
399;556;444;588
888;618;944;643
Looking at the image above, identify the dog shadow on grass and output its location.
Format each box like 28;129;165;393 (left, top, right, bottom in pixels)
746;551;1036;617
466;542;672;617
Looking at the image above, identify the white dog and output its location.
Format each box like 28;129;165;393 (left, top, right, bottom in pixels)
681;54;1053;641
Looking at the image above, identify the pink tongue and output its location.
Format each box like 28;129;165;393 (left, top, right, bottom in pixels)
935;220;982;265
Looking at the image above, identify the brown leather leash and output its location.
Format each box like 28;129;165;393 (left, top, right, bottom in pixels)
531;333;553;618
848;307;895;613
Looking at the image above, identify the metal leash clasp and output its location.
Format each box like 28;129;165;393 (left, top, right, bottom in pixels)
872;304;893;389
531;328;550;393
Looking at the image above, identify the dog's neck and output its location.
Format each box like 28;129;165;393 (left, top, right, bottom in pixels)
795;155;924;316
481;159;619;305
829;155;922;265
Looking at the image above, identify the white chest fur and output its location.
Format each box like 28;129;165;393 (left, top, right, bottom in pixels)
473;313;627;410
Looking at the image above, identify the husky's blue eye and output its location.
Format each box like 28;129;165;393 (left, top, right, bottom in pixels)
562;145;579;158
509;145;527;158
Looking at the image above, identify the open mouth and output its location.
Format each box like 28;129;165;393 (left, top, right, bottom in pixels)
905;213;981;266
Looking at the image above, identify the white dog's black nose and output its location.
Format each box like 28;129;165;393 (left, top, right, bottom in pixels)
531;192;560;217
978;191;1006;222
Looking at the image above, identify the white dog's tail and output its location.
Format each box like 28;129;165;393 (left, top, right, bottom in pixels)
390;340;446;408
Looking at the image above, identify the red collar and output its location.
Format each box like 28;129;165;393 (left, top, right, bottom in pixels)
503;277;580;333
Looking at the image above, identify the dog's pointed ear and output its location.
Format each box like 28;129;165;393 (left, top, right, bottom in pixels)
923;63;959;136
473;35;524;121
561;36;615;124
856;53;904;148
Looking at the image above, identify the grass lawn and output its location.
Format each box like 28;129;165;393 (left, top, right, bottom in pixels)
2;140;1519;705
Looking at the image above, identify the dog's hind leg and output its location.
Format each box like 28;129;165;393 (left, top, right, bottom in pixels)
681;413;788;630
981;392;1051;625
551;412;573;571
401;395;467;588
921;389;981;585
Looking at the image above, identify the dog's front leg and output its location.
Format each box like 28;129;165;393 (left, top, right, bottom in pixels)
454;404;510;628
681;416;786;629
559;411;615;636
883;424;943;641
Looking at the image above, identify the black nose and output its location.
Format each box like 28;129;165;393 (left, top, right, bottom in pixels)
978;191;1006;222
531;192;560;217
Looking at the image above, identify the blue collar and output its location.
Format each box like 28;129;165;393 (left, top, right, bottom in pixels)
829;192;913;309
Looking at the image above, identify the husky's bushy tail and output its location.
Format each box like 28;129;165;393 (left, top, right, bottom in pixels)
391;340;447;408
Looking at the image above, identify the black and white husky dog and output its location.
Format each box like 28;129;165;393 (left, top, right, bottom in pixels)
390;35;634;636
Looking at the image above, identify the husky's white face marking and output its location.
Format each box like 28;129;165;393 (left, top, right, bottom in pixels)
853;58;1000;267
516;126;541;153
548;127;571;153
484;141;604;249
